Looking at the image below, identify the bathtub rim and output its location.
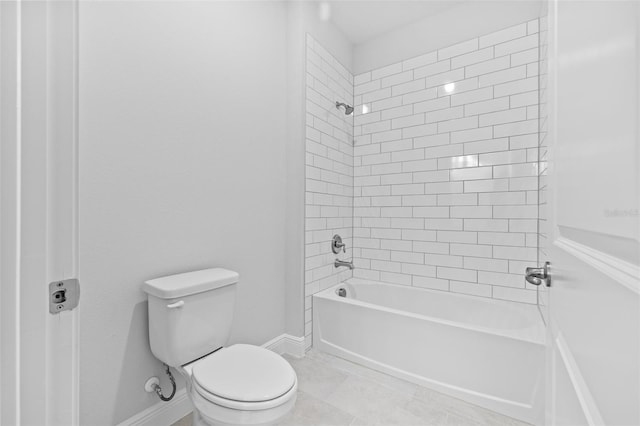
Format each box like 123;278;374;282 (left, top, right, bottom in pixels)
313;278;546;345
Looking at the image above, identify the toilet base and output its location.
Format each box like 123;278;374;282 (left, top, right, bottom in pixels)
190;389;297;426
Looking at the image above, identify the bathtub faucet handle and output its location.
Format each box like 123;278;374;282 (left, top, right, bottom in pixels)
332;234;346;254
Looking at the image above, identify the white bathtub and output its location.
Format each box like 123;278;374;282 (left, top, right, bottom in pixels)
312;279;545;424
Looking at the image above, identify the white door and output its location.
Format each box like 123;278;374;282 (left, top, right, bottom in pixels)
544;1;640;425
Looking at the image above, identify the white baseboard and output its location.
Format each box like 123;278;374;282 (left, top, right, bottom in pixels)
117;334;306;426
263;333;306;358
117;388;192;426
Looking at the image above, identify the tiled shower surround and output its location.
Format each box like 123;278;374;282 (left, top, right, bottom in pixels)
351;20;541;304
305;20;542;346
304;36;354;348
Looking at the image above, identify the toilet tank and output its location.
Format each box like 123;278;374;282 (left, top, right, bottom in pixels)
142;268;239;367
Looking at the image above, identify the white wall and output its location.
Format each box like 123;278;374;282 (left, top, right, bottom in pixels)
353;1;542;74
351;20;541;303
79;2;289;424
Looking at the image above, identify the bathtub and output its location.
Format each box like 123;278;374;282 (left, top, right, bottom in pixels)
312;278;545;424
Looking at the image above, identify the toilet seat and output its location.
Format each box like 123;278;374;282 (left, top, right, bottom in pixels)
189;344;297;411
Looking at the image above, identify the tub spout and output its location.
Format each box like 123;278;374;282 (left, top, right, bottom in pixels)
334;259;354;270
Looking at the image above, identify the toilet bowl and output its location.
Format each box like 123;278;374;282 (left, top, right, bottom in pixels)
142;268;298;426
183;344;297;426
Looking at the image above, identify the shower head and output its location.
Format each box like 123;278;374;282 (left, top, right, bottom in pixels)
335;101;354;116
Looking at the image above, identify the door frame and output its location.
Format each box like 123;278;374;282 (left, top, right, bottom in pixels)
0;0;80;424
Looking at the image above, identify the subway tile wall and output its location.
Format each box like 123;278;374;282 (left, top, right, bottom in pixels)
537;16;549;316
351;20;541;304
304;35;354;349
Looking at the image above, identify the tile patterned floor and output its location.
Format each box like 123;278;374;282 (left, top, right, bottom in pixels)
171;350;531;426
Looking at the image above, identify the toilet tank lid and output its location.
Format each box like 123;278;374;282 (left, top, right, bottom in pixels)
142;268;239;299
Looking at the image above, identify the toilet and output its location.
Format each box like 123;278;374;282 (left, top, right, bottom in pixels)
143;268;297;426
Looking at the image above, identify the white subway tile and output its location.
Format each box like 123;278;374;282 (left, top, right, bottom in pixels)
401;263;437;277
402;51;438;70
391;183;424;195
493;163;538;178
478;150;527;166
402;194;437;206
450;243;492;257
370;162;401;175
355;79;381;95
402;159;438;172
381;173;412;185
464;257;508;273
509;177;538;191
391;250;424;264
450;281;492;297
402;123;438;139
425;218;463;230
392;114;425;129
425;144;464;159
465;56;511;78
464;138;510;154
451;206;493;218
494;76;538;97
424;181;464;194
392;79;427;96
392;148;425;162
414;97;451;114
464;218;509;232
479;23;527;48
413;241;450;254
450;167;493;181
509;219;537;232
371;259;401;272
479;66;527;87
425;253;463;267
527;19;539;35
493;119;538;138
354;72;371;86
438;193;478;206
437;231;477;244
438;155;479;169
478;232;525;246
494;34;538;57
451;87;493;106
403;88;438;105
510;134;538;149
363;87;392;103
380;271;412;285
437;77;479;97
380;139;414;153
465;97;510;116
451;47;494;69
381;206;413;217
372;95;404;111
451;127;493;144
414;59;451;79
511;48;539;66
371;196;402;206
413;170;450;183
414;133;450;149
437;266;477;282
413;276;449;291
478;191;526;205
438;116;478;133
479;108;527;127
464;178;510;193
381;239;412;251
425;69;465;89
381;105;414;120
402;229;437;241
438;38;479;60
372;129;403;143
381;70;414;88
493;246;536;261
391;218;424;229
414;206;450;218
371;62;403;80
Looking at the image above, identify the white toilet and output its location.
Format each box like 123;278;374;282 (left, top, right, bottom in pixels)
143;268;298;426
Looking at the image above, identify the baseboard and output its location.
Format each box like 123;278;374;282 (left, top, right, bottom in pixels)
262;333;306;358
117;334;307;426
116;388;192;426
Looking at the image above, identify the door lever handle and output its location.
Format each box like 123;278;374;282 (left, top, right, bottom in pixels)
525;261;551;287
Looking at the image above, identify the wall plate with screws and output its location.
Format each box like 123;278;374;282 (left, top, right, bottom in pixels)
49;278;80;314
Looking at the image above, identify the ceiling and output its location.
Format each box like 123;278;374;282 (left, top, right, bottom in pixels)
325;1;467;44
